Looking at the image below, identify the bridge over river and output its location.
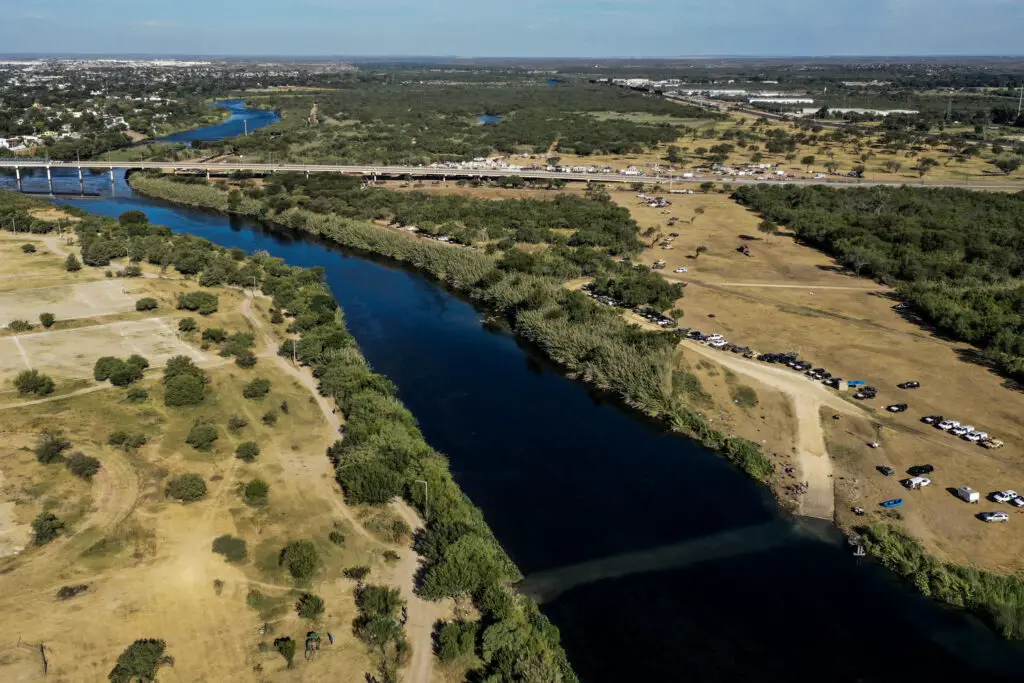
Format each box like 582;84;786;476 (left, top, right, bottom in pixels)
1;159;1021;193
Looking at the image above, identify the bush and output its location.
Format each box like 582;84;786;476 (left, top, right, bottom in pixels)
178;317;197;332
166;473;207;503
343;566;371;582
270;309;284;324
185;422;219;451
436;621;478;662
328;530;345;546
227;414;249;431
94;356;122;382
342;565;370;581
242;377;271;399
280;540;318;580
64;253;81;272
273;637;296;668
108;639;169;683
235;350;257;368
202;327;227;343
383;550;401;564
336;460;403;505
109;431;147;452
235;441;260;462
262;410;278;426
135;297;158;311
125;386;149;403
120;265;143;278
66;452;101;479
109;362;144;387
163;373;205;407
14;369;54;396
39;312;55;328
296;593;325;620
7;319;32;332
21;243;36;253
35;429;71;464
177;291;219;315
212;534;248;563
31;511;65;546
243;478;269;506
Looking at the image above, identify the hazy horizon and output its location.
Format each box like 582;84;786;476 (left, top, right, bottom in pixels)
4;1;1023;58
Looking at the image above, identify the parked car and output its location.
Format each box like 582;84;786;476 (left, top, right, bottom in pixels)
897;381;921;389
854;392;876;400
921;415;943;425
964;431;987;443
1011;497;1024;508
674;267;688;273
937;420;960;431
980;511;1010;523
993;490;1018;503
904;477;931;490
951;425;974;437
887;404;909;413
981;438;1005;450
907;465;934;476
877;466;896;477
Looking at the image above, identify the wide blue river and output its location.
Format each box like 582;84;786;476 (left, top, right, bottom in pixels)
3;105;1023;681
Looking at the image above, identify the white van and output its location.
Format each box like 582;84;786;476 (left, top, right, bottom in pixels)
956;486;980;504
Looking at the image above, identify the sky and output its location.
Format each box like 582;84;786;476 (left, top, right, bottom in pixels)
2;0;1023;57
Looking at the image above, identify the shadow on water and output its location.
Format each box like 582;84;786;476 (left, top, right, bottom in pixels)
2;170;1024;681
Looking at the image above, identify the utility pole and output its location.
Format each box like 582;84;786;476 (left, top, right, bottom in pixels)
414;480;429;519
1017;84;1023;121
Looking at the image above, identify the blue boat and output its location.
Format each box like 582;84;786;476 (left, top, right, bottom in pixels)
881;499;904;508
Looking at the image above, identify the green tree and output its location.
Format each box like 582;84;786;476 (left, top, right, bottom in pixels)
35;429;71;464
21;243;36;254
178;317;197;333
994;154;1023;175
436;621;478;662
758;219;778;236
235;441;260;462
64;252;82;272
185;422;219;451
108;639;169;683
242;377;271;399
135;297;158;311
273;637;296;668
39;312;55;328
666;145;683;163
166;473;207;503
31;511;65;546
296;592;325;620
916;157;939;177
280;540;319;580
14;369;55;396
163;374;205;407
243;478;269;506
694;245;708;259
66;452;101;479
212;535;248;563
801;155;816;171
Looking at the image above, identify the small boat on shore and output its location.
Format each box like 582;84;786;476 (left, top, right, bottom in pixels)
881;499;904;508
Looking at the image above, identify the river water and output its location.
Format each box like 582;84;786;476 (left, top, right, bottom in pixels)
156;99;280;144
4;107;1024;681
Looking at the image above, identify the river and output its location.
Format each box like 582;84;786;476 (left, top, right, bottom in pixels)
156;99;280;144
4;108;1024;681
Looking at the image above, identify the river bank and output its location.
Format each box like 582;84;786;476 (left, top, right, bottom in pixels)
126;171;1024;651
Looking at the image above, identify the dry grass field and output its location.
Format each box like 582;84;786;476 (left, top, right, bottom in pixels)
0;227;408;682
379;180;1024;573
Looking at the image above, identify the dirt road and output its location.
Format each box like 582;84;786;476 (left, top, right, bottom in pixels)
242;293;441;682
683;341;861;520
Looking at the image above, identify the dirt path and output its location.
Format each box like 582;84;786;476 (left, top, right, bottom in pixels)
711;282;885;292
241;293;441;682
683;341;862;520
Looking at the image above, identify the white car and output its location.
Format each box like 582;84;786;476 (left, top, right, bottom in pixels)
963;432;985;442
709;340;728;349
950;426;971;437
904;477;931;490
937;420;959;431
674;267;688;274
706;334;724;342
980;511;1010;523
993;490;1018;503
1011;497;1024;508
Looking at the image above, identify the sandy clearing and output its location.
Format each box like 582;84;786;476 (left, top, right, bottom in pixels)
683;340;862;520
0;280;140;327
710;282;885;292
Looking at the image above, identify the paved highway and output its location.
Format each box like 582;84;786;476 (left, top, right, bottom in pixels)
0;158;1020;191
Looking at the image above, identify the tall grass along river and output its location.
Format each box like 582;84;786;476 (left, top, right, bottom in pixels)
4;105;1024;681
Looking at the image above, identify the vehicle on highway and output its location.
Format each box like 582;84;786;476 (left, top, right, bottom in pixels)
980;511;1010;523
921;415;943;425
907;465;934;476
897;381;921;389
878;466;896;477
886;404;909;413
993;490;1018;503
